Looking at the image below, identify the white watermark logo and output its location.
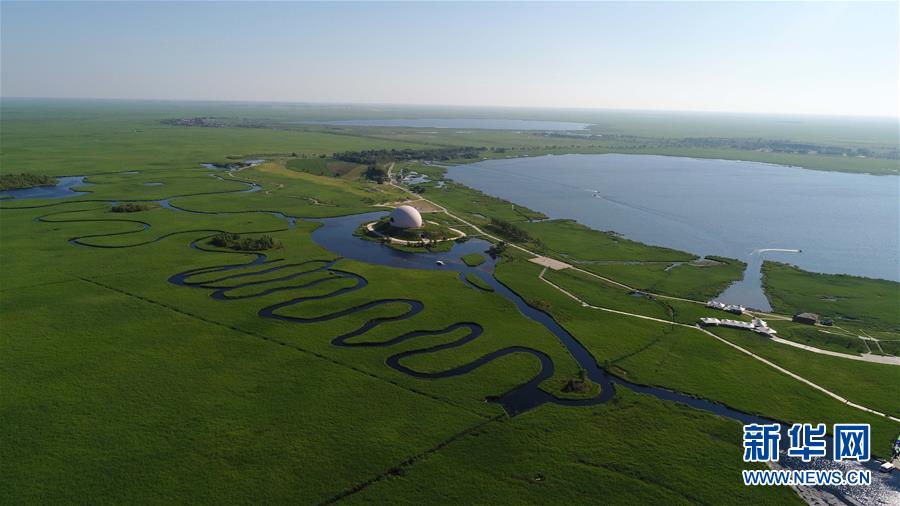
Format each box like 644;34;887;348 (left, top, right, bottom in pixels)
741;423;872;487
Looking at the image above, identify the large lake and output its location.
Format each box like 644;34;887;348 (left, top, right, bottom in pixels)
291;118;591;131
447;154;899;308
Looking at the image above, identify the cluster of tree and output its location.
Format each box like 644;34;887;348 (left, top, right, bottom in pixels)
364;165;388;183
487;241;507;258
0;173;57;191
535;132;898;160
110;203;148;213
487;218;532;242
161;117;225;128
210;232;282;251
333;146;483;165
562;369;593;394
534;132;601;141
667;137;897;159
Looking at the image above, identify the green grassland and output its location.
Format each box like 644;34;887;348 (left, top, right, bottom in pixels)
345;393;799;505
537;263;899;419
494;259;900;455
286;157;367;179
572;258;747;302
767;321;870;355
762;261;900;331
463;273;493;292
711;327;900;419
1;278;481;503
4;99;896;176
2;100;898;503
521;219;694;262
461;253;486;267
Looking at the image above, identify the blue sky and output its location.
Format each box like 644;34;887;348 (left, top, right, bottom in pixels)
2;1;897;117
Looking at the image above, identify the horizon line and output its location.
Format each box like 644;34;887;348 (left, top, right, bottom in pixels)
2;95;898;121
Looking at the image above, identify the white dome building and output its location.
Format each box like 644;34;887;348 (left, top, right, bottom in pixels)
389;205;423;229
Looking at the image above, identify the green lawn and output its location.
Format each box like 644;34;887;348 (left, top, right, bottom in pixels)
1;279;483;503
461;252;486;267
345;393;800;505
464;272;494;291
495;259;900;456
763;261;900;330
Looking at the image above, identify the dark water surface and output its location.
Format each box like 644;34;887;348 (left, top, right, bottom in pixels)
447;154;899;309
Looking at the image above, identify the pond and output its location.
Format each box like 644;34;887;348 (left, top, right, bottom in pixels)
446;154;900;310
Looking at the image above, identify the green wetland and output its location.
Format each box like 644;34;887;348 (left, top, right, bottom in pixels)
1;101;897;504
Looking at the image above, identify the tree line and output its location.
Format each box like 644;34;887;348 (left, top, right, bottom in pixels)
333;146;483;166
0;173;57;191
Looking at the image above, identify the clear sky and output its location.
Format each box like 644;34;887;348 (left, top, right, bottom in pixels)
2;1;897;117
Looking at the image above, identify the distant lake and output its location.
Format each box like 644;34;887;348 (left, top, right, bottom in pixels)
447;154;899;309
290;118;591;131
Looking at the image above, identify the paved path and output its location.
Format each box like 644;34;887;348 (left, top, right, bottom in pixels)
770;337;900;365
364;220;466;246
529;256;572;270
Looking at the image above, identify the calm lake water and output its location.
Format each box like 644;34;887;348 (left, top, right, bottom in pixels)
447;154;899;308
291;118;591;131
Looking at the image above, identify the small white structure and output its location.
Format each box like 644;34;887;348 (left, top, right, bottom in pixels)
389;205;423;229
699;316;776;336
706;300;745;314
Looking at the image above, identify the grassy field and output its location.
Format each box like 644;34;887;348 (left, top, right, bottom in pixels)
2;100;898;503
762;261;900;331
1;278;482;503
495;259;900;456
345;393;799;505
461;253;486;267
286;157;367;179
463;273;494;292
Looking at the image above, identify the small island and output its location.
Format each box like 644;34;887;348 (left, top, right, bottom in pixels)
362;205;466;250
209;232;282;251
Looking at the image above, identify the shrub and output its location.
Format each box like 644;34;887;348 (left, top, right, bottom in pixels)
487;218;531;242
210;232;281;251
111;203;149;213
